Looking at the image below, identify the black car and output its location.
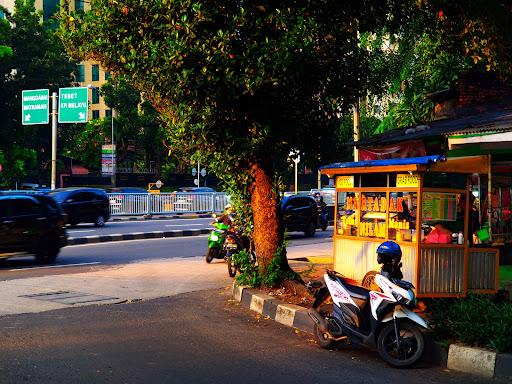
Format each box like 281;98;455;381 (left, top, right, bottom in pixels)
280;195;319;237
48;188;110;227
0;194;67;263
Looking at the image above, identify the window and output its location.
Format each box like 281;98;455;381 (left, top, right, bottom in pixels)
360;173;387;188
423;173;466;189
74;0;85;11
43;0;59;22
92;110;100;119
74;192;94;202
337;192;358;237
0;10;5;19
91;64;99;81
12;199;41;216
105;109;112;118
75;64;85;82
92;88;100;104
359;192;387;239
421;192;465;244
388;192;417;243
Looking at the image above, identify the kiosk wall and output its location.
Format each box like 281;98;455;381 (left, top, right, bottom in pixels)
322;156;499;298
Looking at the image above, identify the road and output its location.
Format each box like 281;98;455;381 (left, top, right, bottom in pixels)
66;217;214;237
0;289;496;384
0;229;334;281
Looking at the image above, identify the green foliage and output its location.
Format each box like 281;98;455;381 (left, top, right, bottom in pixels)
0;0;75;187
429;295;512;353
234;243;296;288
232;249;259;287
0;147;37;187
371;0;512;132
57;0;409;272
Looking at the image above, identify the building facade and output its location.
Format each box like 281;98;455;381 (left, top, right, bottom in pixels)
0;0;111;120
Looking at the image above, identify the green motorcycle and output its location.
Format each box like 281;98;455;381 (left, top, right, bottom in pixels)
206;221;231;263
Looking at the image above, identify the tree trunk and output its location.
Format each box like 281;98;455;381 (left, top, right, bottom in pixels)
251;158;280;275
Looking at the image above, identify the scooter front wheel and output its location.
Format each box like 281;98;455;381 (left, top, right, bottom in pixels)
377;321;425;368
227;256;237;277
206;248;219;264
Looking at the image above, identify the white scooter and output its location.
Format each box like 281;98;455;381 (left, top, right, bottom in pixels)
307;268;428;367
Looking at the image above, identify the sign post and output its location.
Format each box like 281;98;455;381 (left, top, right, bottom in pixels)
22;89;49;125
58;87;88;123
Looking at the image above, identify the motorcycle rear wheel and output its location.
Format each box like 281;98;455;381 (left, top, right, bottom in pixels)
206;247;218;264
313;307;336;349
377;321;425;368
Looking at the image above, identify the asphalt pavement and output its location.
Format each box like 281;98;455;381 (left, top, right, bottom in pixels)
0;289;497;384
66;217;214;237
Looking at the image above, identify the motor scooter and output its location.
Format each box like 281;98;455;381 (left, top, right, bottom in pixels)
205;221;230;263
307;267;428;367
224;227;255;277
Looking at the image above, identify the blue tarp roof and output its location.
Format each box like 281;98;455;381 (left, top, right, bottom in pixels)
320;155;446;170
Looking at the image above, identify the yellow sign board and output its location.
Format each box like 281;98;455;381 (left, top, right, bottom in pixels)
336;176;354;189
396;173;419;188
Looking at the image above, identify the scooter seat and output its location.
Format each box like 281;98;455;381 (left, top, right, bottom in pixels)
344;283;370;300
327;270;370;300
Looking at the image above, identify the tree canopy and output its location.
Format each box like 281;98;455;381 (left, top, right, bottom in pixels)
58;0;409;281
371;0;512;132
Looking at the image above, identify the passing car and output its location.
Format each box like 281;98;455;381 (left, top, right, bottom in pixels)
48;188;110;227
106;187;148;194
0;194;67;263
173;187;216;212
177;187;215;193
280;195;319;237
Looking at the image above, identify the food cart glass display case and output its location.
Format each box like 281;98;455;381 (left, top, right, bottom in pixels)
321;155;499;298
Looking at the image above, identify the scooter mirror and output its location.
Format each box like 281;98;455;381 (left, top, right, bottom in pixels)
212;213;217;218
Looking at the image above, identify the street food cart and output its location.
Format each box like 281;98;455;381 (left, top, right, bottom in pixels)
320;155;499;298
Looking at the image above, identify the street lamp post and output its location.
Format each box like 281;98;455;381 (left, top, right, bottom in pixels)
111;108;116;187
289;150;301;194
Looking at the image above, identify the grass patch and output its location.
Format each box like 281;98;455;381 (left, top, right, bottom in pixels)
499;265;512;288
430;294;512;353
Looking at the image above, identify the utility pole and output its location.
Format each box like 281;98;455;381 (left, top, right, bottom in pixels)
51;92;58;190
353;100;360;162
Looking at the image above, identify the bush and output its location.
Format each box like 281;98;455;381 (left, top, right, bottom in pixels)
429;294;512;353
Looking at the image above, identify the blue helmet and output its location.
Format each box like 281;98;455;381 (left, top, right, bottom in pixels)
376;241;402;265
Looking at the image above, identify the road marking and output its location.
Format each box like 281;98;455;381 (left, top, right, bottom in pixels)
9;262;101;271
108;218;212;224
164;224;206;227
67;230;96;234
64;235;210;248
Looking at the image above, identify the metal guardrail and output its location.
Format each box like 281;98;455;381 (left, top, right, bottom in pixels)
107;192;230;216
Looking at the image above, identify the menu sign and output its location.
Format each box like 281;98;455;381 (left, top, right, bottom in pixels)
336;176;354;188
421;192;457;221
396;173;419;188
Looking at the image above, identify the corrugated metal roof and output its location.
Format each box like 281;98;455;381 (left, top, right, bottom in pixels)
320;155;446;170
357;109;512;147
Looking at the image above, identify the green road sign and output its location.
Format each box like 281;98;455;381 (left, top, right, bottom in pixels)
22;89;49;125
58;87;88;123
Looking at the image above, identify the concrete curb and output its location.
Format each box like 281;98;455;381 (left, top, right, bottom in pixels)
68;228;210;245
110;213;214;221
447;344;512;380
231;283;315;334
232;282;511;378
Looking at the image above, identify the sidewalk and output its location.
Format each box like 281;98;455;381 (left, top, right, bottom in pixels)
0;256;231;317
233;243;512;381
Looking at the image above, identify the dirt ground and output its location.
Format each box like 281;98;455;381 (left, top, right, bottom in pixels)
261;261;331;307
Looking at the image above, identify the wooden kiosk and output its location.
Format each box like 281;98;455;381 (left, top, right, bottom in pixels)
320;155;499;298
